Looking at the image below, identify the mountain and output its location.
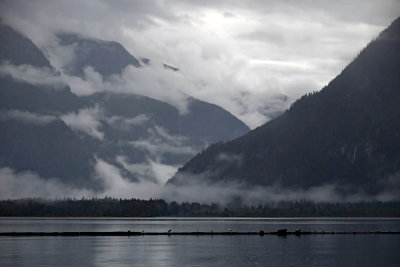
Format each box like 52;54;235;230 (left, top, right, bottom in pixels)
0;25;249;189
56;32;142;77
0;24;96;186
169;17;400;195
78;92;249;177
0;24;51;68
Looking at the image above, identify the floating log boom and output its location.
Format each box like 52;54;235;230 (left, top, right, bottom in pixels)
0;230;399;237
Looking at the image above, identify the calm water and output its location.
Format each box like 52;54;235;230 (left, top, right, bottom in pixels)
0;218;399;266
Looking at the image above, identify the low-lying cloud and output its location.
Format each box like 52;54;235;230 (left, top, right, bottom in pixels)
129;125;196;161
1;162;399;203
116;156;178;184
0;161;164;200
60;105;104;140
107;114;150;130
0;167;92;199
0;62;65;87
0;110;57;125
163;182;400;205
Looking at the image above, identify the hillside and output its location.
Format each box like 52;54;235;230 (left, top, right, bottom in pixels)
169;17;400;196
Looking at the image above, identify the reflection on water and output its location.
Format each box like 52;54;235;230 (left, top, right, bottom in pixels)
0;218;399;267
1;217;400;232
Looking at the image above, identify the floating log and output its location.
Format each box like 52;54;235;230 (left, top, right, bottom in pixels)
294;229;301;236
0;230;399;237
277;229;287;236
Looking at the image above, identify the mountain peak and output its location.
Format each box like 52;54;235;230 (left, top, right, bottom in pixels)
56;32;142;77
0;24;51;68
377;17;400;41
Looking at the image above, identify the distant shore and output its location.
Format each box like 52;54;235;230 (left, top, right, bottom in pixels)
1;198;399;217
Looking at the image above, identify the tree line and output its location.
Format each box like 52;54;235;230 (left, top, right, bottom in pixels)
0;198;399;217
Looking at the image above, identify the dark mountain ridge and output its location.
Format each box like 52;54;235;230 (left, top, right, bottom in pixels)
0;24;51;68
56;32;142;77
169;17;400;195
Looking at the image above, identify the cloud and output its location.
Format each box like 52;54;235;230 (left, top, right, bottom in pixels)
61;66;104;95
116;156;178;184
238;29;286;46
0;110;57;125
162;179;400;206
151;161;178;184
0;167;92;199
129;125;196;161
93;158;163;199
0;160;165;200
2;0;398;128
106;65;191;114
0;62;105;98
216;152;242;165
107;114;150;130
116;156;157;183
41;62;192;114
1;161;399;203
0;62;64;87
60;105;104;140
0;159;165;200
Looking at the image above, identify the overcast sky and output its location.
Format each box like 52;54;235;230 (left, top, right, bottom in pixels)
1;0;399;128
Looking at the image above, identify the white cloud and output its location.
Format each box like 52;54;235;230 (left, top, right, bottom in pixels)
48;66;104;96
0;167;92;199
0;62;65;87
94;158;162;199
1;162;399;202
162;180;400;205
42;62;192;114
129;126;195;160
116;157;156;183
107;65;191;114
60;105;104;140
0;162;164;200
150;161;178;184
116;155;178;184
216;152;242;165
0;110;58;125
107;114;150;130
